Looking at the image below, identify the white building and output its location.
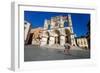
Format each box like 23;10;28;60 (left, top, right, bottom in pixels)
24;21;31;44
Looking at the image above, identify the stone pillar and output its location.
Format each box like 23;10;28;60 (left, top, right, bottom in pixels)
60;36;65;46
40;30;49;46
24;21;31;44
44;19;49;30
49;36;55;46
68;14;77;46
51;18;56;29
55;37;58;44
60;16;64;28
40;37;48;46
70;35;76;46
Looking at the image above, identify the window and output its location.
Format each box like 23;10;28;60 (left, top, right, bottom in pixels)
64;22;68;27
48;24;50;30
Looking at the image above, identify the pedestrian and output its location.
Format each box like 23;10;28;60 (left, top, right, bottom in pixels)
64;43;71;55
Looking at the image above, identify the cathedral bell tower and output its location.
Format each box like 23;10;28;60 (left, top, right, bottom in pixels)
68;14;77;46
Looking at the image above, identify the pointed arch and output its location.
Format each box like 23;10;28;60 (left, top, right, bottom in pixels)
65;29;71;44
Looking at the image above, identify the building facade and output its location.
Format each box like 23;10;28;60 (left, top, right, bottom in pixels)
76;37;88;49
24;14;89;49
24;21;31;44
40;14;76;46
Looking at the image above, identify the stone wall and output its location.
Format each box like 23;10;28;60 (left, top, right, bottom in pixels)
76;38;88;48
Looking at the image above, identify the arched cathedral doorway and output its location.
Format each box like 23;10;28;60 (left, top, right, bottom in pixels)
54;30;60;45
45;31;49;44
65;29;71;44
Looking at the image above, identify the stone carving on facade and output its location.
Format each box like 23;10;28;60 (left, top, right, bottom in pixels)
40;14;76;46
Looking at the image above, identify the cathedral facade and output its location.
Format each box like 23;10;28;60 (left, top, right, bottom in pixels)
40;14;76;46
24;14;89;49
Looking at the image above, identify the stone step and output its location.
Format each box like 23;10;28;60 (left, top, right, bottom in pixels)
41;44;83;50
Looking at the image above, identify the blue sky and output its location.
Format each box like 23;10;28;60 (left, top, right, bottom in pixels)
24;11;90;37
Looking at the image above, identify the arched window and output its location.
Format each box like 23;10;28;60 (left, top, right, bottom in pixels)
48;24;50;30
64;22;68;27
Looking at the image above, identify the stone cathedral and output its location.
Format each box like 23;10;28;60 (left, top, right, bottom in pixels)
24;14;89;48
40;14;76;46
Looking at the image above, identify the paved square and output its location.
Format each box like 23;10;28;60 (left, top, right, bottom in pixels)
24;45;90;62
